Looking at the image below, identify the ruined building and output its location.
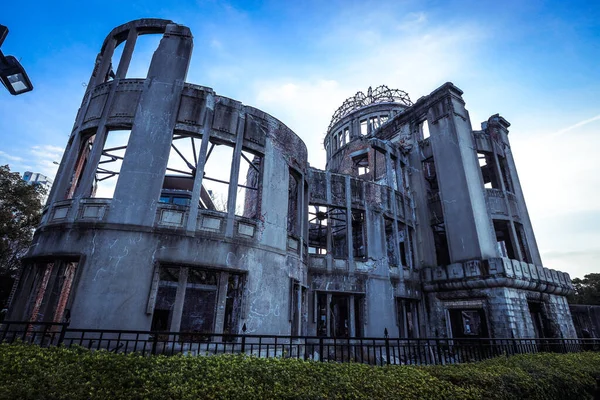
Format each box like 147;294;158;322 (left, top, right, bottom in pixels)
7;19;576;339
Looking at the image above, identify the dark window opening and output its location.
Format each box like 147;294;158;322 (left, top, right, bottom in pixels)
316;293;360;338
353;154;370;178
397;299;419;338
448;308;488;338
330;207;348;258
432;223;450;266
385;218;398;266
224;274;244;337
352;210;366;259
499;156;514;193
67;134;95;199
373;148;387;181
515;223;531;263
494;220;516;259
287;170;300;234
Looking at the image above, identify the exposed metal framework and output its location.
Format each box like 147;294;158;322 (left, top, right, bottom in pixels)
328;85;413;131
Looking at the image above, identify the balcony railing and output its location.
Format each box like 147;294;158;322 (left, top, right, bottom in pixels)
1;321;597;366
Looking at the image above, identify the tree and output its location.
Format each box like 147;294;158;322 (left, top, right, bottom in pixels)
568;273;600;305
0;165;45;307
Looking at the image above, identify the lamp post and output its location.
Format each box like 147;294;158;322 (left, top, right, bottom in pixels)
0;24;33;95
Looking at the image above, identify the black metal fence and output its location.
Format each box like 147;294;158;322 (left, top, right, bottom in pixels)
1;321;598;366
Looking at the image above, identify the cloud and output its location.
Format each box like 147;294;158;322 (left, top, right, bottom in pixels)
551;114;600;137
0;151;24;162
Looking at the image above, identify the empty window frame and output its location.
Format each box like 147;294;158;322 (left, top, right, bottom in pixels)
353;154;370;177
14;260;78;323
94;130;131;198
202;140;235;213
288;170;301;235
397;299;419;338
329;207;348;259
66;133;96;199
493;220;516;259
380;114;389;125
448;308;489;338
352;210;366;259
478;152;500;189
104;40;124;82
236;150;262;218
515;222;532;263
498;156;514;192
343;127;350;145
432;223;451;266
316;293;361;338
368;116;379;132
151;266;245;335
360;119;368;136
385;217;398;266
308;205;328;255
124;34;162;79
373;147;387;181
421;120;431;140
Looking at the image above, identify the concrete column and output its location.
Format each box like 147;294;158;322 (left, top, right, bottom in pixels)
108;24;193;226
325;172;333;272
326;293;332;337
93;38;116;87
386;151;403;281
115;29;138;79
214;272;230;335
490;150;523;261
185;103;214;233
225;116;245;237
47;132;82;205
345;175;354;271
349;295;356;337
426;84;497;262
170;267;188;332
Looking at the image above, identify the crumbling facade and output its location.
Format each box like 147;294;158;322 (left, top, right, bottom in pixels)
7;19;576;339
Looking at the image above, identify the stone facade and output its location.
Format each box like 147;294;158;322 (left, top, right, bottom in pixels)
7;19;576;339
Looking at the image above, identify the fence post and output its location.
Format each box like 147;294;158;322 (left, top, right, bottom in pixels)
57;322;68;346
384;328;391;365
241;323;247;354
319;336;324;362
151;332;158;355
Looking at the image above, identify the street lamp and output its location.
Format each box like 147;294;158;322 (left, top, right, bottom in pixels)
0;24;33;95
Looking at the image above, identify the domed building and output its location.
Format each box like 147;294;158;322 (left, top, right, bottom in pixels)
7;19;575;340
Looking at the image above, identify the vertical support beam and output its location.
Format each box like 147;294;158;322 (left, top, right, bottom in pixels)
115;29;138;79
296;284;302;336
326;293;332;337
386;150;404;281
108;24;193;226
214;272;230;336
325;171;333;272
225;114;245;237
349;294;356;337
170;267;188;332
185;100;213;233
345;175;354;271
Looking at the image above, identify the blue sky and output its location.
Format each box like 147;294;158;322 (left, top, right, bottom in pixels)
1;0;599;278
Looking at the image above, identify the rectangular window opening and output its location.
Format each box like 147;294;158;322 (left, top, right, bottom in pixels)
93;130;131;198
67;134;96;199
308;205;328;255
125;34;163;79
360;120;368;136
329;207;348;259
352;210;366;259
202;140;234;213
236;150;262;218
494;220;516;259
287;170;300;234
421;120;430;140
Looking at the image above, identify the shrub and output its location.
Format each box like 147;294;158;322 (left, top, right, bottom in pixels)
0;342;599;400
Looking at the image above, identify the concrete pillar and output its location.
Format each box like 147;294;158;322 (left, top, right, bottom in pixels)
170;267;188;332
349;294;356;337
214;272;230;335
115;29;138;79
225;116;245;237
108;24;193;226
426;84;497;262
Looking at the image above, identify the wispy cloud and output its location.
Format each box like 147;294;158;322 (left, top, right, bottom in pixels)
0;150;24;162
551;114;600;137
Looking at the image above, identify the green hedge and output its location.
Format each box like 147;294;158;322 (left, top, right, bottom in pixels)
0;342;598;399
